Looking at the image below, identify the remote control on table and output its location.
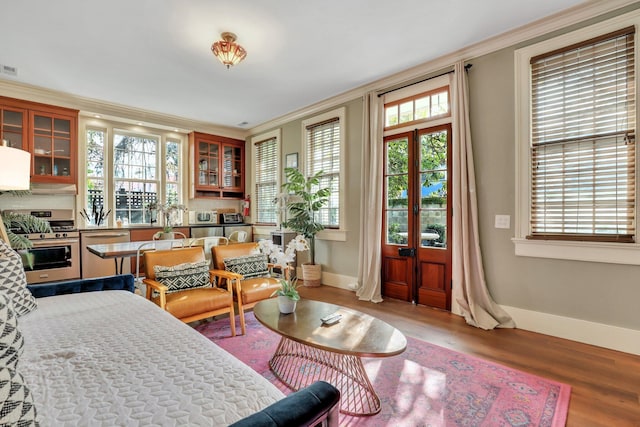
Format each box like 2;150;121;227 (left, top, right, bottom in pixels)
323;315;341;325
321;313;342;325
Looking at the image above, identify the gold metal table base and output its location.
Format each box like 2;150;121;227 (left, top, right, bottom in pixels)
269;337;380;416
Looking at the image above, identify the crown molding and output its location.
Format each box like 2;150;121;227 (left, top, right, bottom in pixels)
249;0;640;135
0;79;247;140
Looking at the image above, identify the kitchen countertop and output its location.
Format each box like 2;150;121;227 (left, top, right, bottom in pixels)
78;223;252;232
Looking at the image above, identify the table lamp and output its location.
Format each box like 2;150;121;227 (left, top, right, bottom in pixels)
0;140;31;243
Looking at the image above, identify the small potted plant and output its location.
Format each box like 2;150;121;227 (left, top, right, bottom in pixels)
272;278;300;314
281;167;331;287
148;201;187;239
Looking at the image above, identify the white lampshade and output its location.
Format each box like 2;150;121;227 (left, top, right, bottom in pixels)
0;145;31;191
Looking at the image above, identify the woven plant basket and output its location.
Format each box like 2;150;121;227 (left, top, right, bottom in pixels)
302;263;322;287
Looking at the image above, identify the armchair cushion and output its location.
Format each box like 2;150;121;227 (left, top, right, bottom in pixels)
153;261;211;294
152;287;232;320
223;254;269;279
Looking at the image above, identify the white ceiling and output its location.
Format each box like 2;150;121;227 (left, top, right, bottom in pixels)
1;0;589;129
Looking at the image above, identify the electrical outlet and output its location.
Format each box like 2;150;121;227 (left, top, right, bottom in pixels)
494;214;510;229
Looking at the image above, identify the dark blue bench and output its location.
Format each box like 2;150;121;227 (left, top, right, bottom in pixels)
27;274;135;298
229;381;340;427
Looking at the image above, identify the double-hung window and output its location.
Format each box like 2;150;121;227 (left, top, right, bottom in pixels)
303;108;345;230
113;131;159;224
82;121;184;227
253;135;278;224
515;11;639;264
251;129;280;225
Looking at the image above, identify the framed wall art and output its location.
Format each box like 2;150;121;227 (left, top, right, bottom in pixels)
286;152;298;169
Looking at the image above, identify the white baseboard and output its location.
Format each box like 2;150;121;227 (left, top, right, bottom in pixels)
306;274;640;356
316;271;359;291
501;305;640;356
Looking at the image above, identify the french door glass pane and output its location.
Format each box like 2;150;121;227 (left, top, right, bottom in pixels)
385;137;409;245
387;211;408;245
420;130;447;248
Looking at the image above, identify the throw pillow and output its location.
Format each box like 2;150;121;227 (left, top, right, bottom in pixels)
223;254;269;279
0;366;38;426
153;261;211;294
0;294;23;369
0;241;37;317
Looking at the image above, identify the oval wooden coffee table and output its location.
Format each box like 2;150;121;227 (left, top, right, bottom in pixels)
253;298;407;416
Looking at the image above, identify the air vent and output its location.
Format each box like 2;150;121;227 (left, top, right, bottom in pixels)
1;64;18;76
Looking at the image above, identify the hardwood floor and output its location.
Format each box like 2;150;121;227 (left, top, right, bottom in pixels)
297;285;640;427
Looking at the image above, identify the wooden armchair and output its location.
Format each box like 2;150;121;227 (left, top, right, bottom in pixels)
143;247;237;335
211;242;290;335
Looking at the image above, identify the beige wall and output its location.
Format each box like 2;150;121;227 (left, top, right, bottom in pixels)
469;37;640;331
250;98;363;278
247;6;640;336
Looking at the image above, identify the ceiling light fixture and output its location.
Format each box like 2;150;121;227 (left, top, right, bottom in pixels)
211;32;247;69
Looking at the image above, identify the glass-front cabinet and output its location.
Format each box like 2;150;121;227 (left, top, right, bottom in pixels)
222;144;242;191
30;112;76;183
0;96;78;185
189;131;244;199
0;105;27;151
197;140;220;187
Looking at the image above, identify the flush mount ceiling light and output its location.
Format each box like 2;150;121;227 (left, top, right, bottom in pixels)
211;32;247;69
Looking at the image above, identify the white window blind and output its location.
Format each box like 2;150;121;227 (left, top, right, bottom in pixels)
306;118;340;227
529;26;636;242
255;137;278;224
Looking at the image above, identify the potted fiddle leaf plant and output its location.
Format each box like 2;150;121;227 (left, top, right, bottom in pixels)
281;167;331;287
272;278;300;314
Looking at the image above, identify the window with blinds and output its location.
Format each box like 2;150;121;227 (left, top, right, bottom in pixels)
306;118;341;228
529;26;636;242
254;137;278;224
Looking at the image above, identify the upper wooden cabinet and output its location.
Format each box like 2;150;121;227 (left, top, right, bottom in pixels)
0;104;27;152
189;131;245;199
0;96;78;185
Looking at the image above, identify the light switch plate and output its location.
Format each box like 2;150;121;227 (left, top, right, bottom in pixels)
495;214;510;229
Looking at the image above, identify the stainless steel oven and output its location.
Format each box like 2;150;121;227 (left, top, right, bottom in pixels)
5;209;80;284
20;236;80;284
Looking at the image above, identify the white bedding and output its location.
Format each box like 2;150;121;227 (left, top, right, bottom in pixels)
18;291;284;426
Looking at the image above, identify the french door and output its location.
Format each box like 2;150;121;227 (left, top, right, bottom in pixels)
381;124;452;309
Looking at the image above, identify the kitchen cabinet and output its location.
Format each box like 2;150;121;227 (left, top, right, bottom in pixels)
30;110;77;184
0;103;27;151
80;230;131;279
0;96;78;185
189;131;244;199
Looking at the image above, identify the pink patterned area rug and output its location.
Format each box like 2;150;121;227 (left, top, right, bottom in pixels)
195;312;571;427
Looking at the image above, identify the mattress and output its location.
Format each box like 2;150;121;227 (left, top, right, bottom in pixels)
18;291;284;426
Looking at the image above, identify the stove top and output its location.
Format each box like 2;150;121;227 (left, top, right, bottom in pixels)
3;209;78;239
17;231;80;241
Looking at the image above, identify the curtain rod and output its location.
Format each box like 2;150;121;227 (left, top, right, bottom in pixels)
377;63;472;97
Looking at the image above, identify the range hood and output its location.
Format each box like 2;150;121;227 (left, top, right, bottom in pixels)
29;183;77;195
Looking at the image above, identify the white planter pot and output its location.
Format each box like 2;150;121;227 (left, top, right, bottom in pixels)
277;295;297;314
158;232;175;240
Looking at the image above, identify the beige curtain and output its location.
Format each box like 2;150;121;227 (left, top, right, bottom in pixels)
451;61;515;329
356;92;384;303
